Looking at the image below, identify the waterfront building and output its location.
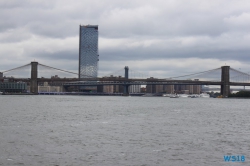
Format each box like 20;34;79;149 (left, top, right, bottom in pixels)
174;85;195;94
164;85;174;94
174;85;184;92
97;75;125;93
114;85;123;93
28;82;64;93
103;85;114;93
146;85;153;93
193;85;201;94
185;85;194;94
97;85;103;92
156;85;163;93
38;86;63;93
140;87;146;93
146;85;164;93
27;82;65;93
79;25;99;79
146;77;164;93
0;82;27;93
37;86;63;92
129;85;141;93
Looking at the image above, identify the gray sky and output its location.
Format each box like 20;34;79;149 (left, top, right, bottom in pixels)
1;0;250;78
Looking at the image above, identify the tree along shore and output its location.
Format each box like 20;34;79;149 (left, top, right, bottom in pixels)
228;91;250;98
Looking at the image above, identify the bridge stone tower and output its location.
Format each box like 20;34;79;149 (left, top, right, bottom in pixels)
123;66;130;95
221;66;230;97
30;62;38;94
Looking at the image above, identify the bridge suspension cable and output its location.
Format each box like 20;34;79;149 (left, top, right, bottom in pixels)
166;67;221;79
38;63;78;75
230;68;250;82
38;63;97;79
101;68;148;79
2;63;30;73
129;69;148;79
230;68;250;77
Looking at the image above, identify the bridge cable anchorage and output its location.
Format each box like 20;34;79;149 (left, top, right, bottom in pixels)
166;67;221;79
2;63;31;73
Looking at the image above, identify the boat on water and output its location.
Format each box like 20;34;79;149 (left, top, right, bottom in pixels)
179;94;189;98
0;92;3;95
200;93;210;98
162;94;172;97
170;94;179;98
190;95;199;98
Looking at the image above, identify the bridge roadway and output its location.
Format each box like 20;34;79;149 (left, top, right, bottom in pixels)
7;78;78;85
9;77;250;86
63;78;250;86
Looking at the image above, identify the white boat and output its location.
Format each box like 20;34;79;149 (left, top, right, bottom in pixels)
190;94;199;98
170;94;179;98
200;93;210;98
179;94;189;98
0;92;3;95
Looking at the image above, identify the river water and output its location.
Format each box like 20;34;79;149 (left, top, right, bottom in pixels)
0;95;249;166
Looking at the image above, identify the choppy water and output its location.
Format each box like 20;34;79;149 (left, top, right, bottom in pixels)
0;95;249;166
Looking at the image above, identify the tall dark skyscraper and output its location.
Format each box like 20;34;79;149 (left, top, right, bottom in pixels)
79;25;99;79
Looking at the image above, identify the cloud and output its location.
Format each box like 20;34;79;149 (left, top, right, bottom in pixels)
224;12;250;32
99;58;248;78
1;0;250;78
100;33;250;61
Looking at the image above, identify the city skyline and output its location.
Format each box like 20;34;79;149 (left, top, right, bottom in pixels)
0;0;250;78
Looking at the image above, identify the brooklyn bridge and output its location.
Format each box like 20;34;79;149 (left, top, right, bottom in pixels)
1;61;250;97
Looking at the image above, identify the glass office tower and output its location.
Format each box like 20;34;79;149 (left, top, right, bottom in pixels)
79;25;99;79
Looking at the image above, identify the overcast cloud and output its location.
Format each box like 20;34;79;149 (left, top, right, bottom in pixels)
1;0;250;78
